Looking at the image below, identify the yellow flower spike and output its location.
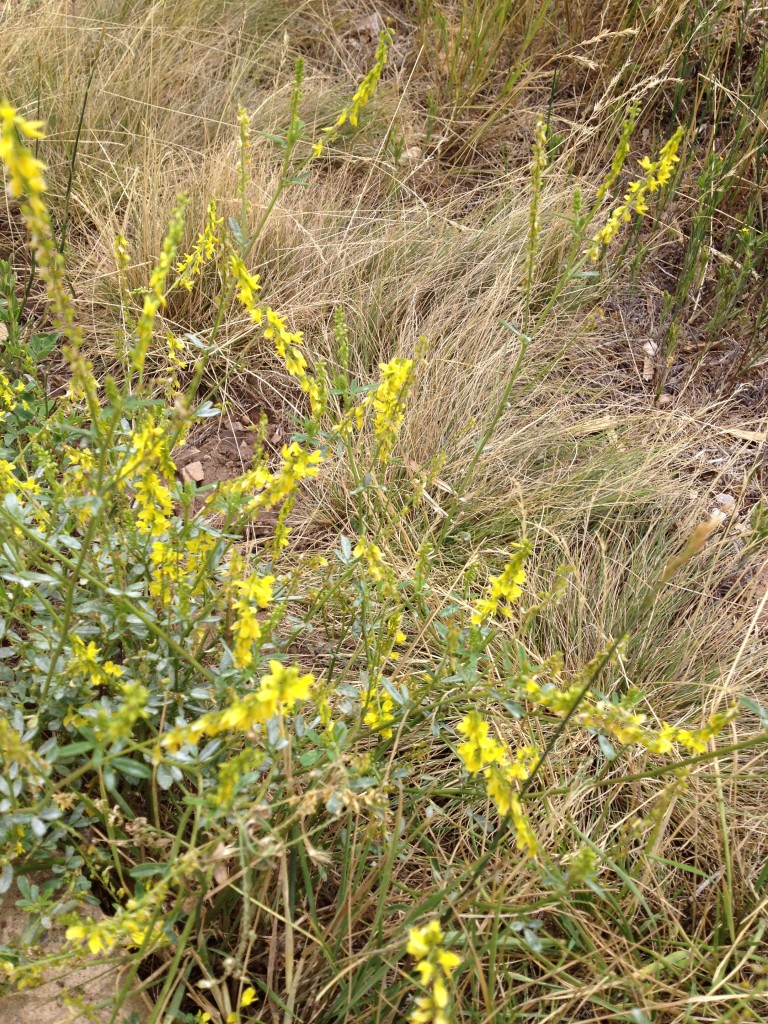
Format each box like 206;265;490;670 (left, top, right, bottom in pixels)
231;574;275;669
261;660;314;705
456;712;506;773
230;253;262;322
313;29;392;153
240;987;256;1008
363;682;396;739
0;103;84;354
588;126;684;262
372;357;413;463
471;540;531;625
407;920;459;1024
176;199;222;288
353;536;387;581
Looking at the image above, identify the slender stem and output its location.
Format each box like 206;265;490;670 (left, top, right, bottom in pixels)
58;28;105;255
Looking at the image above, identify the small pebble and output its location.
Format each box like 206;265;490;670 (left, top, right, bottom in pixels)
181;460;205;484
715;492;736;508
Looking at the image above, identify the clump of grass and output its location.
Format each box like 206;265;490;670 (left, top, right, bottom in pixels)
1;4;768;1024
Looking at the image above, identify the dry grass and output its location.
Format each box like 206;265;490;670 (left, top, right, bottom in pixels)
2;1;768;1022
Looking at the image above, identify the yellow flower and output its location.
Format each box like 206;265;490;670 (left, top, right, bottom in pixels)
0;103;83;352
231;574;275;669
176;199;222;288
363;683;396;739
588;126;684;261
68;636;123;689
132;197;187;372
261;660;314;705
354;536;387;581
407;920;444;959
456;712;506;774
471;541;530;625
372;357;413;463
134;470;173;536
65;922;109;956
261;306;324;414
437;950;461;974
230;253;262;322
407;919;459;1024
161;662;314;751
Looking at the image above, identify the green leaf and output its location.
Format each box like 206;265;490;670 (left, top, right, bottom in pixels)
28;332;58;362
109;756;151;780
54;741;95;763
128;863;167;879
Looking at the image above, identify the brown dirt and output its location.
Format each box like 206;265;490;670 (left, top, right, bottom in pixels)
0;885;147;1024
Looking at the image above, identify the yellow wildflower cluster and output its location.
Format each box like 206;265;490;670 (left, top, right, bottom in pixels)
312;29;393;157
133;197;187;372
176;199;223;288
66;897;161;955
63;445;96;490
386;612;407;660
0;459;17;498
230;253;261;321
228;265;324;413
220;440;322;519
523;672;736;755
353;536;387;581
587;127;684;261
162;661;314;752
329;356;414;458
363;680;396;739
148;533;216;608
0;371;25;420
114;232;129;273
231;572;275;669
0;103;45;201
406;920;461;1024
135;471;173;535
371;357;413;462
0;458;41;512
68;636;123;689
119;418;176;536
0;103;82;351
471;540;531;625
264;307;324;414
456;712;539;856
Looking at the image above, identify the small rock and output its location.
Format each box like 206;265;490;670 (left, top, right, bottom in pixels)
400;146;423;168
642;340;658;382
181;460;205;484
715;492;736;508
657;393;673;407
349;11;385;36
